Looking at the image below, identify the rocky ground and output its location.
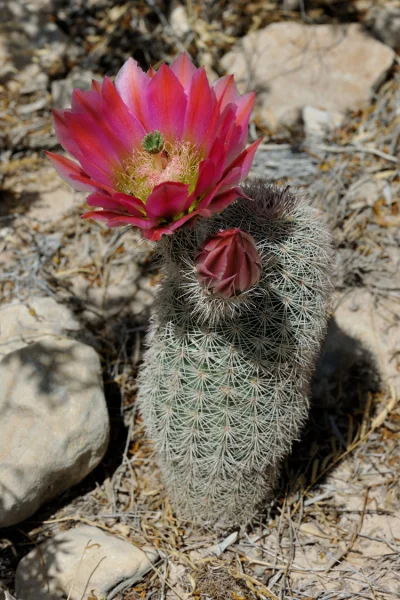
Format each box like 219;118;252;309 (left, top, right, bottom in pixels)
1;1;400;599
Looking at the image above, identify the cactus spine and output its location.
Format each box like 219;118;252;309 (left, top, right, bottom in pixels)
137;179;333;526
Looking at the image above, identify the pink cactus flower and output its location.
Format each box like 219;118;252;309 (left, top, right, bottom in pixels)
195;228;262;298
46;54;261;241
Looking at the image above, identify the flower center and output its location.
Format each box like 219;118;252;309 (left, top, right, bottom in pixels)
115;131;202;202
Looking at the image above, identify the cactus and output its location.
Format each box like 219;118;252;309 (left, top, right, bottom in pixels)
137;179;333;526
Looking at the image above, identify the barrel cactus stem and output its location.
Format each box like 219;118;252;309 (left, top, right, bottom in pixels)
137;179;333;526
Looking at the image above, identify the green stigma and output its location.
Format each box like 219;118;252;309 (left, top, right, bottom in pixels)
142;130;165;154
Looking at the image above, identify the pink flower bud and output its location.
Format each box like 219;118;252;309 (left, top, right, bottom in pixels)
195;228;262;298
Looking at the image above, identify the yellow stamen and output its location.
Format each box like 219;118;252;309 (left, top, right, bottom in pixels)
115;140;202;202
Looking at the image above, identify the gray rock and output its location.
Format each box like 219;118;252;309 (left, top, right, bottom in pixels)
15;525;158;600
22;21;67;70
0;338;109;527
371;8;400;49
283;0;300;10
221;23;394;129
51;68;99;109
0;593;19;600
0;297;81;357
18;64;49;94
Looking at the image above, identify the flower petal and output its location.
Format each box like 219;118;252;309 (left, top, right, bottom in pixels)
114;57;152;129
194;159;217;197
199;187;242;216
212;75;240;110
86;193;125;211
197;167;241;211
65;112;122;185
82;210;156;229
226;92;256;161
223;137;263;183
235;92;256;134
170;53;198;91
208;137;229;181
71;85;140;160
143;212;197;241
146;64;187;141
101;77;146;153
201;244;228;277
67;102;130;164
112;192;146;215
145;181;191;219
198;89;225;154
183;68;215;147
213;275;236;297
45;152;110;194
51;109;82;159
71;87;102;115
91;79;102;93
217;105;238;144
86;192;145;216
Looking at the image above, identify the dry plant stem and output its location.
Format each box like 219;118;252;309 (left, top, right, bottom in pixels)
315;144;400;165
228;566;279;600
324;487;369;574
137;180;334;526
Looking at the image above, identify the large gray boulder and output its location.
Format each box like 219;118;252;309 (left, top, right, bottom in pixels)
15;526;158;600
0;337;109;527
222;23;394;128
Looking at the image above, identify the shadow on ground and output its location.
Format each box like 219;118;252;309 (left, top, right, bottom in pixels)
279;316;381;499
0;190;43;228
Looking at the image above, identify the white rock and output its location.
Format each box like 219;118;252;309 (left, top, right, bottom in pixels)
0;297;81;357
0;338;109;527
170;4;190;38
221;23;394;128
303;106;344;139
15;526;158;600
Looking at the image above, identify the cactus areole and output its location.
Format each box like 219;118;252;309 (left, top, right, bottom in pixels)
49;54;333;526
